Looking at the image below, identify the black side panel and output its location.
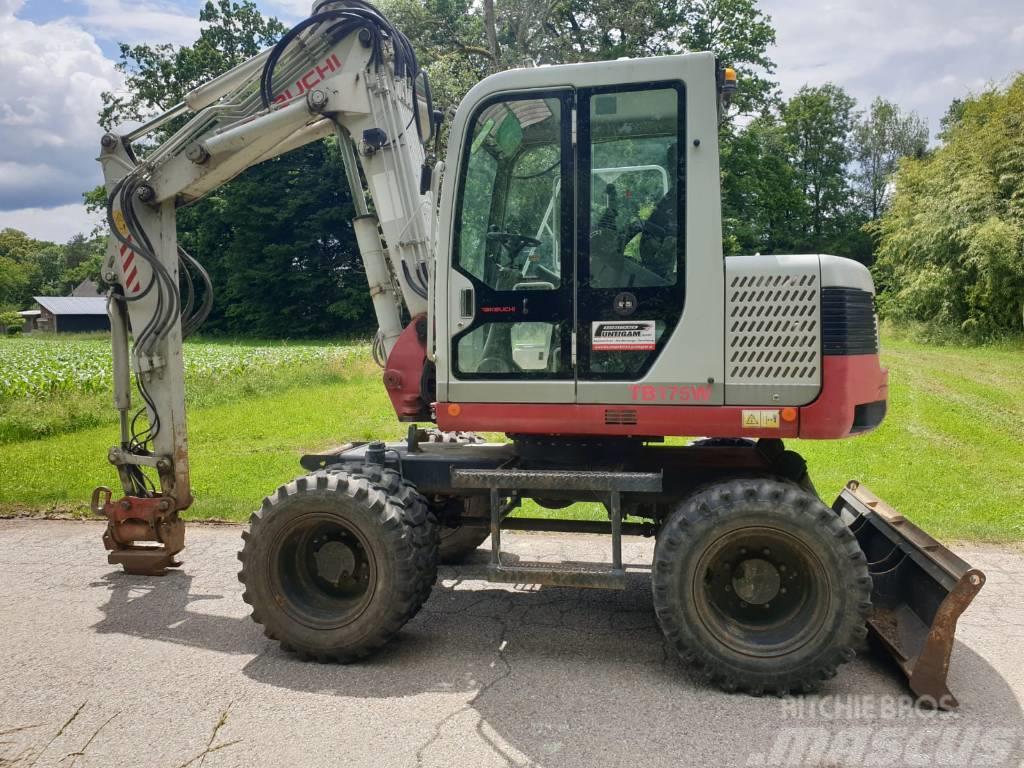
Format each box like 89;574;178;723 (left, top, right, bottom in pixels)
822;287;878;356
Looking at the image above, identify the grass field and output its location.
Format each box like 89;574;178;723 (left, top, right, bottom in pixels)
0;332;1021;542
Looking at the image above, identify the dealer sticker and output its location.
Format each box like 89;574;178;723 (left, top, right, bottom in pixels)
591;321;656;352
742;409;780;429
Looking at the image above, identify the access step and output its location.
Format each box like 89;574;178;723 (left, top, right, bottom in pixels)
488;561;626;589
451;466;661;592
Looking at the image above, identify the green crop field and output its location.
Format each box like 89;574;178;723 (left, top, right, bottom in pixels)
0;332;1021;542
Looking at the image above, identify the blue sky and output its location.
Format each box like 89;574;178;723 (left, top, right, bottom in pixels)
0;0;1020;241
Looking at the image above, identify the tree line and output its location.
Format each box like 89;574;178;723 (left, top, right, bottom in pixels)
1;0;1019;339
0;231;106;331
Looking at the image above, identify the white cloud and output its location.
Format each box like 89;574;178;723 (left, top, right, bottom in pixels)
262;0;309;23
0;203;103;243
79;0;201;46
760;0;1021;137
0;5;123;211
1011;25;1024;43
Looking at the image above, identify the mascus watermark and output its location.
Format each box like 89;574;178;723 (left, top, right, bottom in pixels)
746;725;1020;767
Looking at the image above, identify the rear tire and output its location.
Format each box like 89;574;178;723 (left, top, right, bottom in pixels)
238;469;438;661
652;478;871;695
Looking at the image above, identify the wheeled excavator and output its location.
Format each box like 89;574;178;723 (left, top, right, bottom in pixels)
91;0;985;706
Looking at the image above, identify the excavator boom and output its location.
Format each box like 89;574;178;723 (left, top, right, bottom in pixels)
93;0;435;574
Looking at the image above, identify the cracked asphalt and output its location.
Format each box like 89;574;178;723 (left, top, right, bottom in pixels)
1;519;1023;768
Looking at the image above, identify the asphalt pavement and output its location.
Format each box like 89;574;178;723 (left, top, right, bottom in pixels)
1;519;1022;768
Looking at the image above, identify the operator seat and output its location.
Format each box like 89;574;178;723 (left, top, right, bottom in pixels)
590;182;669;288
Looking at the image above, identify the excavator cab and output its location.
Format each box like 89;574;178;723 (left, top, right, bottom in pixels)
437;68;703;406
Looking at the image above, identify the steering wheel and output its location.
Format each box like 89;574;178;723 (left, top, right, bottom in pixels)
486;231;541;255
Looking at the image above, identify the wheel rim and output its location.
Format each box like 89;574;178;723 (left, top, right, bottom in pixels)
692;526;831;658
271;512;377;630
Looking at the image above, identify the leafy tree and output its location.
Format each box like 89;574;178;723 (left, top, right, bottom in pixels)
0;229;48;309
937;97;966;142
177;141;373;336
61;236;110;293
0;310;26;335
0;229;110;309
0;256;32;310
382;0;778;115
100;1;285;132
720;115;806;254
781;84;857;247
674;0;778;116
31;245;67;296
851;97;928;220
872;76;1024;338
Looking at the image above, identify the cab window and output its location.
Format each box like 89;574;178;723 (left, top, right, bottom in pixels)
586;87;683;290
452;93;572;379
455;96;564;292
579;84;686;379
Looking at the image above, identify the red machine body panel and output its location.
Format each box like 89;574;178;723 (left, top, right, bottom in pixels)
383;314;430;421
434;354;888;440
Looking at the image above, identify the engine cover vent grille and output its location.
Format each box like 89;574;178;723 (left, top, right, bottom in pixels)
604;408;638;425
822;287;879;355
725;258;822;402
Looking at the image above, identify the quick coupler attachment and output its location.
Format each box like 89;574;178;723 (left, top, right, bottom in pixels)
91;486;185;576
834;481;985;710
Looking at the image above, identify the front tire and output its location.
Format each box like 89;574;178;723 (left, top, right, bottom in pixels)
238;470;438;662
652;478;871;695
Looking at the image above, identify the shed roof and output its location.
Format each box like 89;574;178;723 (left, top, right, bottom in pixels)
34;297;107;316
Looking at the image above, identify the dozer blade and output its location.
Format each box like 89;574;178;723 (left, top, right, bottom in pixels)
833;481;985;710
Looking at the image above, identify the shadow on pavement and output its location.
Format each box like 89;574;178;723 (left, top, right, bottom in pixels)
91;571;264;655
88;562;1024;766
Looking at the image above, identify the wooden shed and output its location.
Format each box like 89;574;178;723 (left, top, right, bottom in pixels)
33;297;110;333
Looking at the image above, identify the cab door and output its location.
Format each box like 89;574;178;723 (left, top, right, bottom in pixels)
446;90;576;403
574;83;691;404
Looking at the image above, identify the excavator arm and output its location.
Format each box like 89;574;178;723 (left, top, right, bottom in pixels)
91;0;437;574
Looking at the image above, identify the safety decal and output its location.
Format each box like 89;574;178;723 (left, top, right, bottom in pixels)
591;321;656;352
112;209;130;238
741;409;780;429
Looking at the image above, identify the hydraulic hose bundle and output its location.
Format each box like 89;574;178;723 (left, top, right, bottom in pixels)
105;171;213;470
260;0;432;142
